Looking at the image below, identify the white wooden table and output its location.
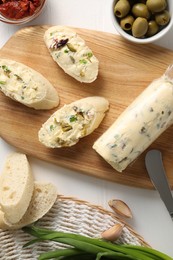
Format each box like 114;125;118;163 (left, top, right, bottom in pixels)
0;0;173;256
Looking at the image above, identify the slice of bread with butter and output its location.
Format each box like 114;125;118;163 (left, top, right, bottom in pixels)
44;26;99;83
0;59;59;110
38;96;109;148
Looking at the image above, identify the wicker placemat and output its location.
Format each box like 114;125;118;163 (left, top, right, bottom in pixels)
0;195;149;260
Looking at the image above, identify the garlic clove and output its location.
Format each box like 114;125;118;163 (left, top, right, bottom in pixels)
101;223;124;241
108;199;133;218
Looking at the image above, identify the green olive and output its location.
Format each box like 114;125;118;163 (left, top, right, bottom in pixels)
146;0;167;13
132;3;150;19
132;17;148;37
155;10;170;25
120;15;135;30
114;0;131;18
146;20;159;36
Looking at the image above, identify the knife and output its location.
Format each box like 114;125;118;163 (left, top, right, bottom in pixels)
145;149;173;221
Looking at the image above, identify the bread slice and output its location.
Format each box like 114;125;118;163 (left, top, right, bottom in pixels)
0;182;57;230
0;59;59;109
0;153;34;224
0;206;9;230
44;26;99;83
38;96;109;148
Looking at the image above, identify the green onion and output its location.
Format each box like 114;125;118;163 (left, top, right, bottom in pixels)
87;52;93;58
69;115;78;122
38;248;85;260
2;65;11;73
1;65;11;77
79;59;87;64
49;125;55;131
14;74;23;81
22;226;173;260
0;81;6;85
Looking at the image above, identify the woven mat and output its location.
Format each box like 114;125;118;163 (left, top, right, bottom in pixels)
0;195;149;260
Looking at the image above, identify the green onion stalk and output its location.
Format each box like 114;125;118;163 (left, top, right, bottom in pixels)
22;226;173;260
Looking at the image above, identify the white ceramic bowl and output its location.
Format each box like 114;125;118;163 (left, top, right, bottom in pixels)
111;0;173;44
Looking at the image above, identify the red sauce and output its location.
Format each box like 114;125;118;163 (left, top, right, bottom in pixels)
0;0;42;20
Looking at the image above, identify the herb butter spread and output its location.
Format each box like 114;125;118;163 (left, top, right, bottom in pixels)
93;66;173;172
0;59;59;110
38;96;109;148
44;26;99;83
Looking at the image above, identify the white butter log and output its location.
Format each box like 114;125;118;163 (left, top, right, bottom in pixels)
0;59;59;109
44;26;99;83
39;96;109;148
93;65;173;172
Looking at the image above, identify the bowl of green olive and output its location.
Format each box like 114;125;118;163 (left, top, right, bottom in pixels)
112;0;173;44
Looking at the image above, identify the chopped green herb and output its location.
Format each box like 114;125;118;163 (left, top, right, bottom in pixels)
79;59;87;64
140;126;147;134
2;65;10;72
0;81;6;85
56;53;61;59
69;115;78;123
14;74;23;81
50;125;55;131
87;52;93;58
70;56;75;63
1;65;11;77
64;49;69;53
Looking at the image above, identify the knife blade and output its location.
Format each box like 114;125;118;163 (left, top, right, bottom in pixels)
145;149;173;221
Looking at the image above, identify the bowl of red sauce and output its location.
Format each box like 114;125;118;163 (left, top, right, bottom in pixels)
0;0;46;24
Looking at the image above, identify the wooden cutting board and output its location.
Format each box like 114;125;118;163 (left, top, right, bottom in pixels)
1;25;173;189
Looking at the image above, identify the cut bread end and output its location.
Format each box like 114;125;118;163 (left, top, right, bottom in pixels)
0;182;57;230
0;153;34;224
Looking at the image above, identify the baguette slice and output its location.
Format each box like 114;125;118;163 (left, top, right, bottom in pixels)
0;206;9;230
0;59;59;109
38;96;109;148
44;26;99;83
0;182;57;230
0;153;34;224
